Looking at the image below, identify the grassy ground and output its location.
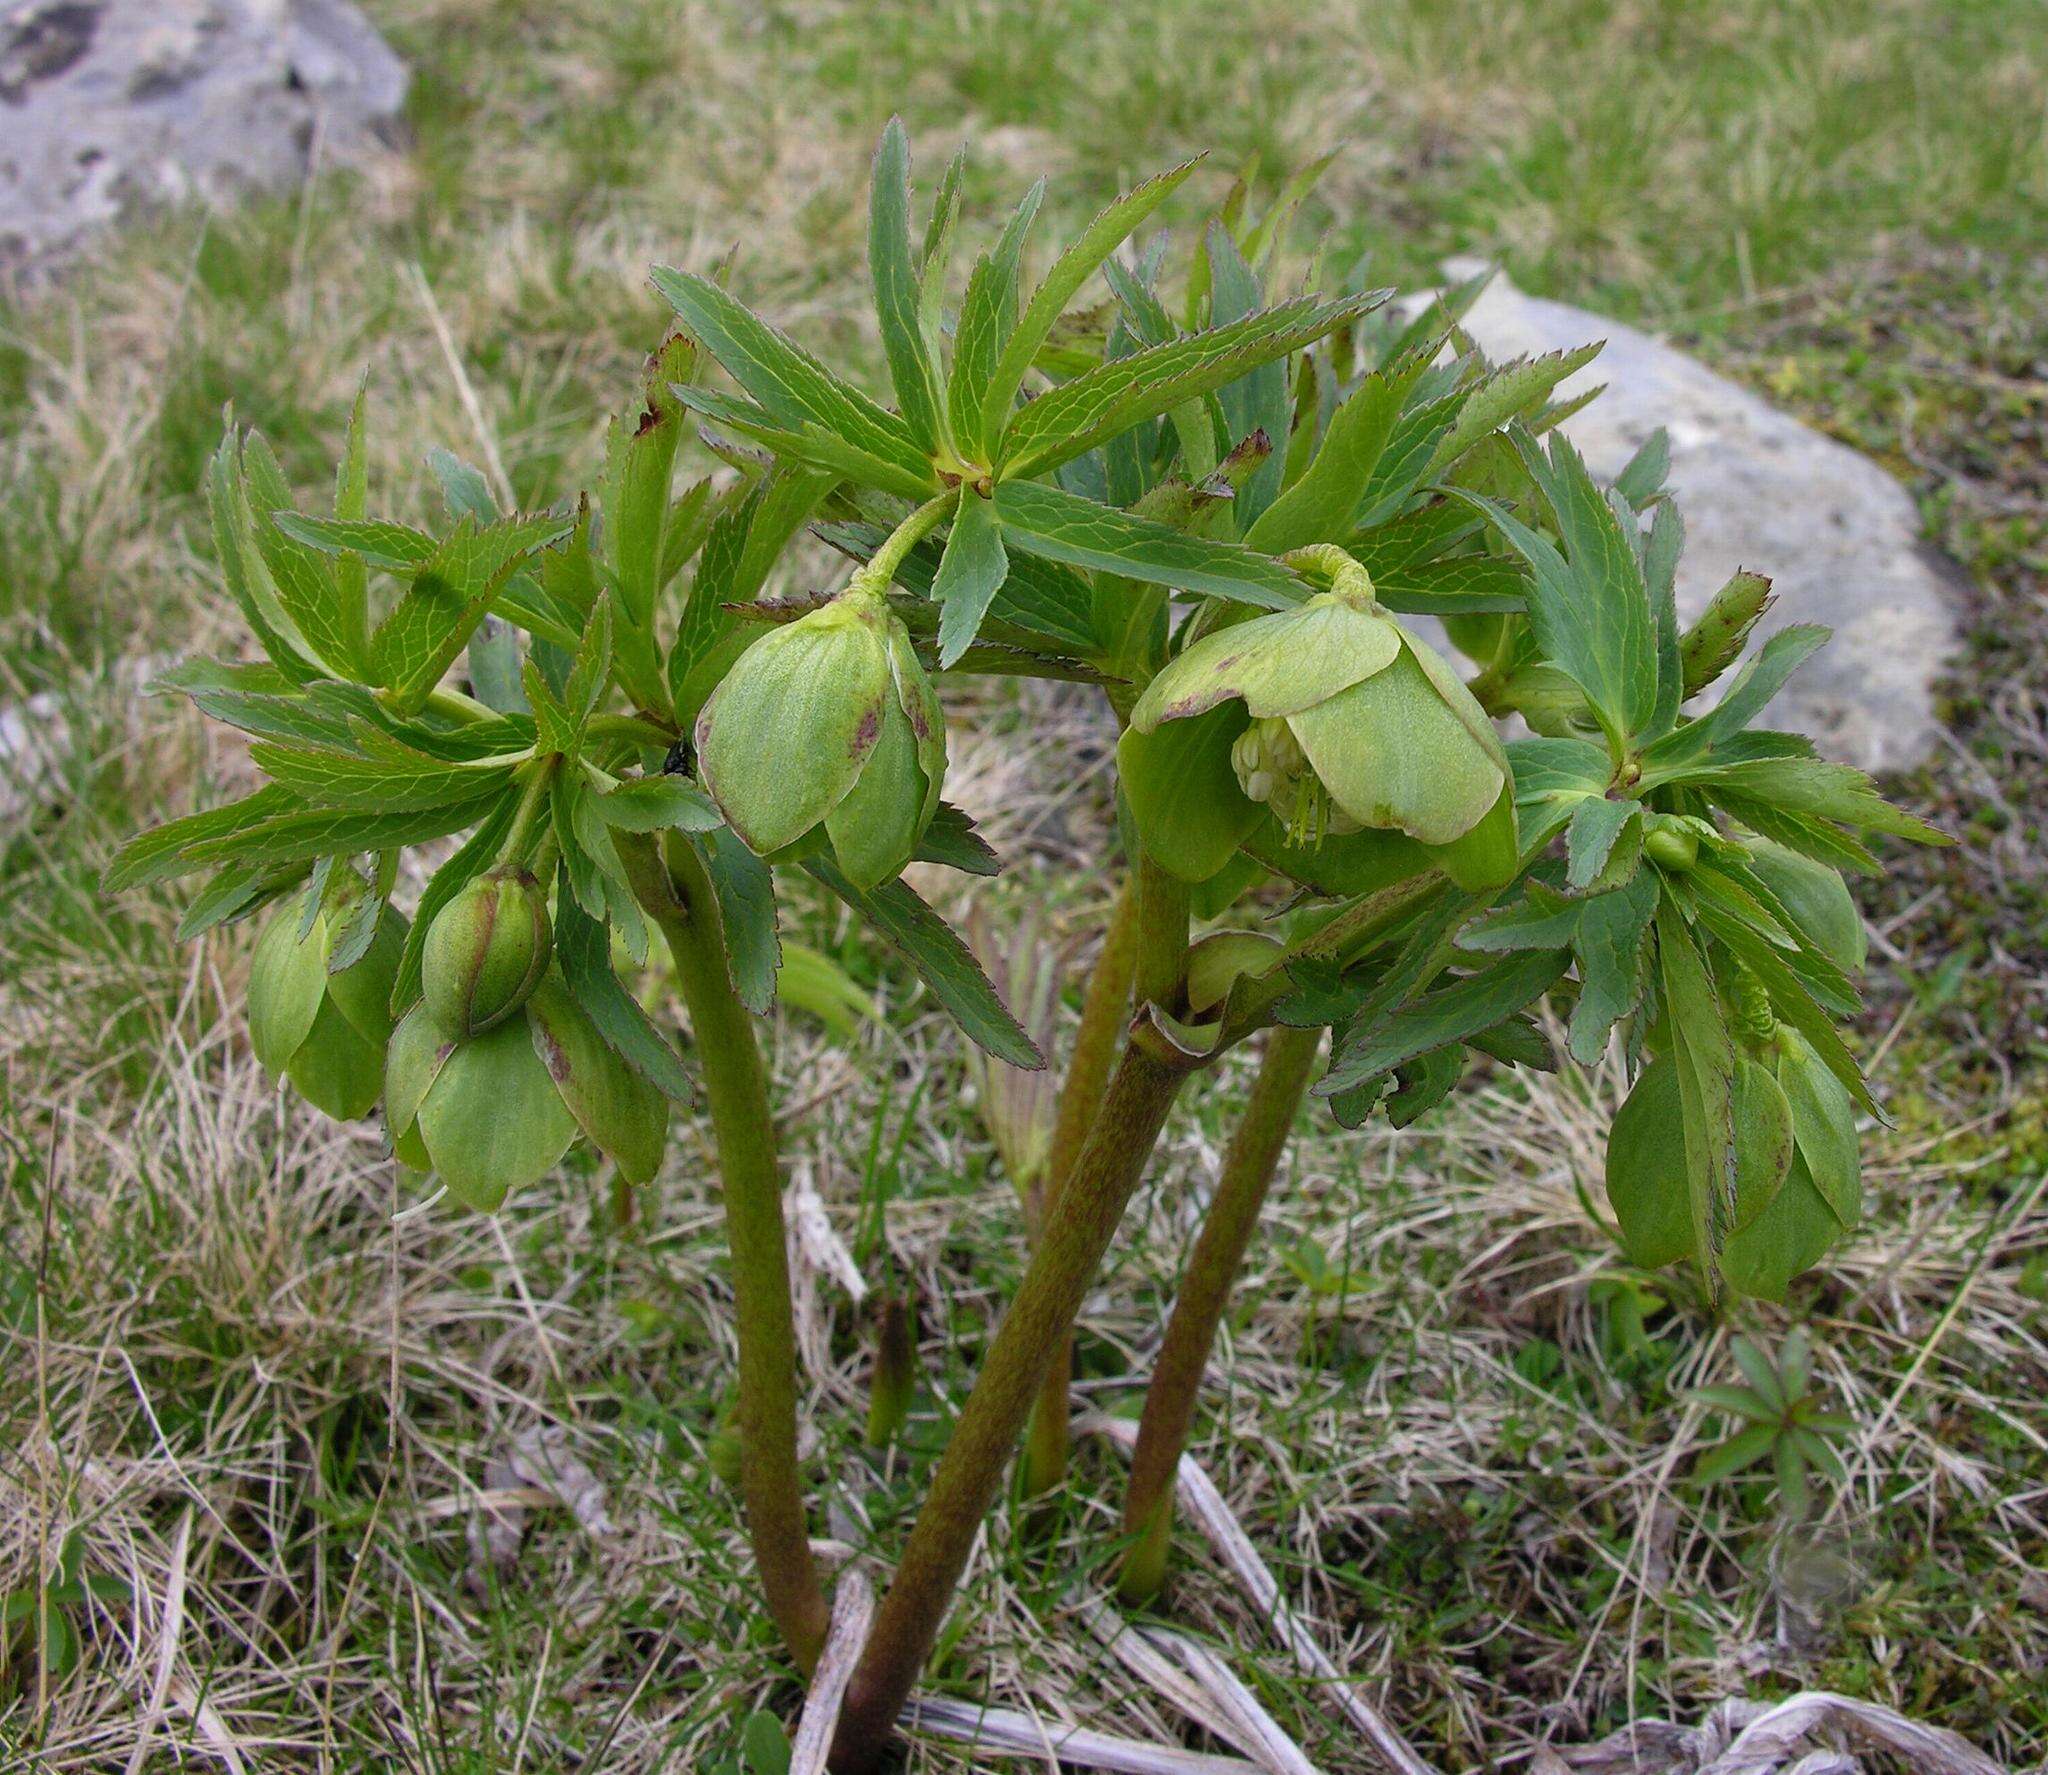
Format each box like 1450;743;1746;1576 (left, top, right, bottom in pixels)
3;0;2046;1768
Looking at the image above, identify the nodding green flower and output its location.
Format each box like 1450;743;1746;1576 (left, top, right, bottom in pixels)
695;588;945;889
422;868;552;1038
387;975;668;1212
1126;553;1516;886
248;889;407;1120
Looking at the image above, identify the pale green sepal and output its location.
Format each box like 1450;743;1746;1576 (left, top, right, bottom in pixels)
385;1001;456;1140
248;904;329;1075
695;600;892;853
1721;1154;1842;1302
418;1012;579;1211
825;696;928;889
1128;596;1401;732
1776;1028;1861;1227
286;998;385;1119
1287;644;1505;845
524;977;669;1186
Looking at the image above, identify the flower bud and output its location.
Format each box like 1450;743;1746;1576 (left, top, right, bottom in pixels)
422;868;552;1037
248;891;406;1121
1125;561;1515;885
697;591;945;888
386;972;669;1212
1643;817;1699;872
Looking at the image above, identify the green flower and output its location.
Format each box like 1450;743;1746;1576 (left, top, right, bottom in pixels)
695;589;945;889
422;868;552;1038
248;888;407;1120
386;975;668;1211
1123;556;1516;888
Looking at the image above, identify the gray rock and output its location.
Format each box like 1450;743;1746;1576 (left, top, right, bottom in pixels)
0;0;406;271
1423;259;1960;774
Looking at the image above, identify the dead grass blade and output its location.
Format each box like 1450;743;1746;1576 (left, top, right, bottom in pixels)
1083;1415;1440;1775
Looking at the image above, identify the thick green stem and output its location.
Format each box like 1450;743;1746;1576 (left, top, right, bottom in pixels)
830;1033;1195;1772
1117;1022;1322;1604
621;832;831;1674
1020;874;1140;1499
831;855;1193;1773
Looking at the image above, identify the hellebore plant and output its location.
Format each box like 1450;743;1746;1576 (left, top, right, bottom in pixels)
108;123;1946;1771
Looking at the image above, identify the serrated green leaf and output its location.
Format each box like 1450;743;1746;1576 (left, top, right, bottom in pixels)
1321;949;1570;1093
1566;796;1642;892
697;828;781;1015
372;513;574;707
870;119;945;456
806;857;1043;1068
251;730;519;812
553;884;693;1102
931;489;1009;666
273;513;437;571
1568;869;1658;1063
1656;898;1738;1291
1425;345;1603;479
1000;293;1375;482
1244;367;1406;555
980;157;1202;455
653;268;935;490
671;383;931;501
994;479;1305;608
595;774;724;833
914;801;999;875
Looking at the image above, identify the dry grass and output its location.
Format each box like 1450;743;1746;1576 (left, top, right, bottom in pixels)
3;0;2046;1767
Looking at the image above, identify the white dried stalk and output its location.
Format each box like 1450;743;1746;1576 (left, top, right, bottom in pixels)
1144;1626;1326;1775
1083;1415;1440;1775
1697;1691;2006;1775
900;1695;1262;1774
1077;1594;1261;1758
790;1568;875;1775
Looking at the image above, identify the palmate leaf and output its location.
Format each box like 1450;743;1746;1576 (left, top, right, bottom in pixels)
250;726;521;812
997;292;1381;481
870;119;946;457
1453;434;1661;752
993;479;1305;609
241;431;371;680
1641;624;1829;776
806;858;1043;1069
977;156;1204;458
1353;390;1466;529
652;268;938;492
1370;554;1527;617
209;439;325;686
372;513;575;708
594;773;723;834
1423;344;1604;480
273;513;436;571
698;828;781;1015
915;802;1000;876
106;787;499;890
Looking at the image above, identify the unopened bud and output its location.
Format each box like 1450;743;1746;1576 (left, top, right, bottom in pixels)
423;869;551;1037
